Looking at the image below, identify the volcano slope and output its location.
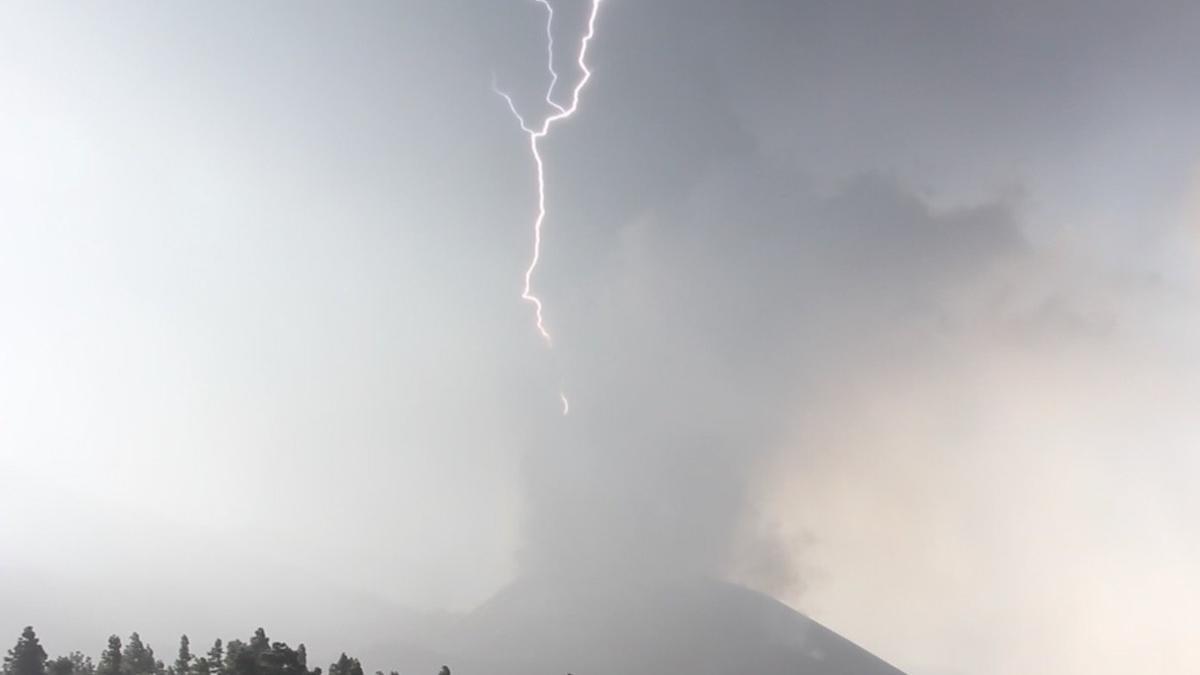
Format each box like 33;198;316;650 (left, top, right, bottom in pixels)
380;574;905;675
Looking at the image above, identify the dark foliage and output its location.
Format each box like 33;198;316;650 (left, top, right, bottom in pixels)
5;630;478;675
3;627;48;675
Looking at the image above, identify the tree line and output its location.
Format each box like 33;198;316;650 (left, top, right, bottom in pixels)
2;627;452;675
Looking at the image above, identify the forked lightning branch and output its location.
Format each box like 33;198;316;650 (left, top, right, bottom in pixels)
493;0;603;416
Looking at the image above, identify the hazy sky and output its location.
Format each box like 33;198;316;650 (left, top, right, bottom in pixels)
2;2;1199;675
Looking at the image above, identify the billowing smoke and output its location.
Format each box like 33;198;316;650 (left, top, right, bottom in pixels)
511;146;1199;675
516;158;1026;590
493;4;1200;669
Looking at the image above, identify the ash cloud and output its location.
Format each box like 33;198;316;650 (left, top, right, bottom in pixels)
518;157;1028;594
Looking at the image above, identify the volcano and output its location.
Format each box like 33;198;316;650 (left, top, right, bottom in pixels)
377;574;904;675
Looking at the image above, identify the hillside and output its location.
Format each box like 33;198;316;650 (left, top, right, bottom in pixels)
371;575;904;675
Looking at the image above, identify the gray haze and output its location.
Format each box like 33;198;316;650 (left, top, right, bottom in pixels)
3;1;1199;674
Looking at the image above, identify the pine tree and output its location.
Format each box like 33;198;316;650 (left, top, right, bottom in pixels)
96;637;121;675
327;656;345;675
121;634;157;675
172;637;191;675
326;655;361;675
45;658;72;675
45;653;92;675
221;642;243;675
3;627;48;675
67;654;92;675
204;642;222;675
247;633;268;659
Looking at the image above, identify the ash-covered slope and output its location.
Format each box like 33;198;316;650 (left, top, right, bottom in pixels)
389;575;904;675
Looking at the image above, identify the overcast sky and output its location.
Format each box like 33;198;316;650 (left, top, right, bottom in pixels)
2;2;1199;675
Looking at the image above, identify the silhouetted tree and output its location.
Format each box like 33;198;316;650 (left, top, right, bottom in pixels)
260;642;312;675
221;641;244;675
46;653;92;675
326;655;360;675
67;653;92;675
121;634;158;675
204;642;223;675
96;637;121;675
3;627;48;675
247;633;269;660
169;636;191;675
223;641;252;675
7;628;411;675
437;667;449;675
46;658;72;675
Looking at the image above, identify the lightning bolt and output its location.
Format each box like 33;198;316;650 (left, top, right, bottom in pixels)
494;0;603;416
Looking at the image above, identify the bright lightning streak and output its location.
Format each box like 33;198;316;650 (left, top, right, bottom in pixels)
494;0;603;415
538;0;567;115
